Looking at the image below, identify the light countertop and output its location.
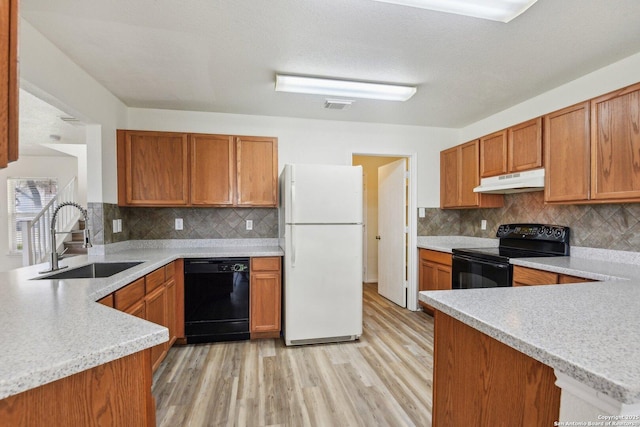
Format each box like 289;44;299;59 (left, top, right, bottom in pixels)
418;236;640;405
0;239;283;400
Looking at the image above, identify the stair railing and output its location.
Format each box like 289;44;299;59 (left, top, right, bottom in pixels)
20;177;79;266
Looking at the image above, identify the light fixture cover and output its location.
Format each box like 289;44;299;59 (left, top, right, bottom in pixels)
275;75;417;102
370;0;538;23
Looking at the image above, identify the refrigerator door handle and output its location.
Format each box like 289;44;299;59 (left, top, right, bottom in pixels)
291;225;296;268
291;167;296;267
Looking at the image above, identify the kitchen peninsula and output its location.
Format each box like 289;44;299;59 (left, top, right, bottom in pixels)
419;237;640;424
0;239;282;426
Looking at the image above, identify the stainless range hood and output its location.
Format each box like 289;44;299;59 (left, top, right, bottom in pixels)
473;168;545;194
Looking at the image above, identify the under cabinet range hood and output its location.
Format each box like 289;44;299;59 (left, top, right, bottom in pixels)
473;168;545;194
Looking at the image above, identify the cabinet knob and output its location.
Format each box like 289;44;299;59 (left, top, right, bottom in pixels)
375;235;381;240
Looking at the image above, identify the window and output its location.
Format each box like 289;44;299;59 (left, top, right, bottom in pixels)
7;178;58;253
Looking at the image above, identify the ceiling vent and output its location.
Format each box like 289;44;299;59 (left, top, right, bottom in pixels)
59;116;83;126
324;99;353;110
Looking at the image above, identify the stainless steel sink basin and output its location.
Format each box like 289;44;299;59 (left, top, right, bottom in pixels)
35;262;144;280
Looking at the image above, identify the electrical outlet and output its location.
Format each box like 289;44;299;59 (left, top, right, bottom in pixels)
481;219;487;230
118;219;123;233
418;207;425;218
175;218;183;230
246;220;253;230
113;219;119;233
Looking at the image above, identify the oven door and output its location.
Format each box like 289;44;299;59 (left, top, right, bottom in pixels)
452;254;512;289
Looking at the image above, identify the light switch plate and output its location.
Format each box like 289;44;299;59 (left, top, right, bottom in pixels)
481;219;487;230
113;219;119;233
175;218;183;230
418;207;425;218
246;220;253;230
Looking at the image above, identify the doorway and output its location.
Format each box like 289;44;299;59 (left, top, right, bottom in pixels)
352;154;418;310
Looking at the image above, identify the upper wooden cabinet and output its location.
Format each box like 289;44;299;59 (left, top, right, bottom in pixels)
237;136;278;206
190;134;235;205
508;117;543;172
590;82;640;201
480;119;542;178
117;130;190;206
440;140;503;209
117;130;278;207
544;102;591;203
0;0;19;169
480;130;508;177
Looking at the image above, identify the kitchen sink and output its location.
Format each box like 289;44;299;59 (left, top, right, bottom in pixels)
35;262;144;280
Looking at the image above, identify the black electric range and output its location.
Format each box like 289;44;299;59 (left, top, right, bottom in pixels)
451;223;570;289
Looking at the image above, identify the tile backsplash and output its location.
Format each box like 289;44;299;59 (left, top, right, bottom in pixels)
418;191;640;251
88;203;278;245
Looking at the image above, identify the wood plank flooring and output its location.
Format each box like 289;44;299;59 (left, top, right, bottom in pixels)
152;283;434;427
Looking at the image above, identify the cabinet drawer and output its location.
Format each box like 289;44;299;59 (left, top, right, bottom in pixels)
165;261;175;279
146;267;166;293
558;274;595;284
251;257;281;272
419;249;452;266
115;278;145;311
513;266;558;286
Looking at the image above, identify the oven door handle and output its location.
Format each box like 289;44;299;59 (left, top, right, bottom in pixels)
453;255;510;269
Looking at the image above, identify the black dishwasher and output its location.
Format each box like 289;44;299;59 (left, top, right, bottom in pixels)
184;258;250;343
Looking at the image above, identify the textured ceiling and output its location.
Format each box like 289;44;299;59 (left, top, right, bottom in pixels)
19;0;640;128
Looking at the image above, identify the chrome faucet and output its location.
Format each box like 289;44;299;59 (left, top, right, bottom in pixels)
39;202;92;274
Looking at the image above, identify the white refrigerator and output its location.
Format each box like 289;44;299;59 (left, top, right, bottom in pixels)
279;164;363;346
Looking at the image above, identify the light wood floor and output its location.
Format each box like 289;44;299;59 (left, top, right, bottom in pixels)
152;283;434;427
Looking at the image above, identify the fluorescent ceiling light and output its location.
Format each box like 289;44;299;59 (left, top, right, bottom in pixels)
275;75;417;102
370;0;538;23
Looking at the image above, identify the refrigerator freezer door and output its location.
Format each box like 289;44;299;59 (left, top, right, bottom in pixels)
284;224;363;345
284;164;362;224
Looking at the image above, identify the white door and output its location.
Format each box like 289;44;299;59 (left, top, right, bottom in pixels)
377;159;407;307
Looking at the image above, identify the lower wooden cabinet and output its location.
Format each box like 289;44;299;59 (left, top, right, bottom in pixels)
0;350;156;427
513;265;595;286
433;312;560;425
250;257;282;339
146;284;168;371
109;261;181;371
418;249;452;314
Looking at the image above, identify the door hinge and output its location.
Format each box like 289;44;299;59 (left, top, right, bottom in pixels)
404;171;410;179
404;226;409;233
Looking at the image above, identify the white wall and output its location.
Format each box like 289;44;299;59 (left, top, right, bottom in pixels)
128;108;457;208
459;51;640;142
0;156;78;272
19;20;129;204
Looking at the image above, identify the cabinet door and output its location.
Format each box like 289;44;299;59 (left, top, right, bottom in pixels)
440;147;459;208
544;102;591;203
165;278;177;346
250;271;281;335
509;117;542;173
435;264;452;291
0;0;18;169
146;285;168;371
459;141;481;207
236;136;278;206
117;130;189;206
591;83;640;200
125;299;146;319
190;134;235;205
480;130;508;177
